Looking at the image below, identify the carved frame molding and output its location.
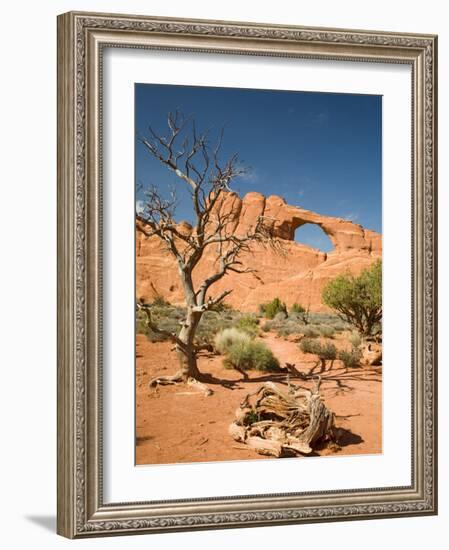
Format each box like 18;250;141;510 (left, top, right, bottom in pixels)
57;11;437;538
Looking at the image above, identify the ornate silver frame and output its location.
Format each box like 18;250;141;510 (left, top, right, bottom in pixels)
57;11;438;538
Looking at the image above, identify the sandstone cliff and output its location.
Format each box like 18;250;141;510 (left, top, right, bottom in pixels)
136;192;381;312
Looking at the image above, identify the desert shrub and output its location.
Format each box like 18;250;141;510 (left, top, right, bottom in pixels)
259;316;305;338
195;311;232;346
300;338;336;360
300;338;322;355
318;341;337;361
338;348;362;368
136;305;183;342
298;313;348;332
322;260;382;336
273;310;288;322
194;330;213;347
152;294;170;307
137;304;240;346
300;339;337;372
224;340;281;372
210;301;233;313
258;311;341;340
330;320;348;332
150;304;173;317
259;297;287;319
168;308;185;320
136;309;151;336
307;312;337;325
261;322;272;332
290;302;306;314
234;315;260;338
214;328;252;355
302;325;320;338
348;331;362;348
290;313;310;325
277;323;299;337
319;325;335;338
370;322;382;337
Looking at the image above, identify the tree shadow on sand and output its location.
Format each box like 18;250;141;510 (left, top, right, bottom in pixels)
199;370;307;390
311;428;364;453
194;371;243;390
333;427;364;447
179;352;382;397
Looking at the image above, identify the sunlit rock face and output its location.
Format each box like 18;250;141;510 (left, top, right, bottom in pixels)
136;192;381;312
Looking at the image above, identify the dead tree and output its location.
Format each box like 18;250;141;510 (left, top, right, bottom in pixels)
229;379;336;457
137;111;276;395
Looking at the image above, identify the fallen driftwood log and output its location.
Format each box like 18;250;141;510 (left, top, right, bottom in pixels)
229;379;336;457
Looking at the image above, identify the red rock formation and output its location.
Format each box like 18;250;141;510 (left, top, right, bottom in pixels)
136;192;381;312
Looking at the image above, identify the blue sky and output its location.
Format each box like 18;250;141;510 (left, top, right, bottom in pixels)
135;84;381;252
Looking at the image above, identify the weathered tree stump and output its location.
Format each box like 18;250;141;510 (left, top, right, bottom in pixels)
360;341;382;366
229;379;336;457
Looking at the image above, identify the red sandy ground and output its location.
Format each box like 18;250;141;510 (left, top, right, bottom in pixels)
136;333;382;465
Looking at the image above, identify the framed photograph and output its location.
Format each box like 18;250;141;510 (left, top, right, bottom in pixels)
57;11;438;538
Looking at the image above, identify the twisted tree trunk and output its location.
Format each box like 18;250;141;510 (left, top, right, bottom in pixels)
176;308;202;380
146;304;213;395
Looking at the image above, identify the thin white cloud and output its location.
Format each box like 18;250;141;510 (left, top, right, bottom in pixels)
344;212;359;222
237;170;258;183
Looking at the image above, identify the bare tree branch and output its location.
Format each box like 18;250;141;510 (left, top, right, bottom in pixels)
137;302;186;349
136;111;283;387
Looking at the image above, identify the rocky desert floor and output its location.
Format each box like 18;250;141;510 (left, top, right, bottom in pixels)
135;332;382;465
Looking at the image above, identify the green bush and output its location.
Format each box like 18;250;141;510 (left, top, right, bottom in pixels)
214;328;252;355
290;302;306;314
348;331;362;348
259;297;287;319
234;315;260;338
300;338;336;360
136;308;152;336
322;260;382;336
300;338;322;355
338;348;362;368
224;340;281;372
318;342;337;361
300;339;337;372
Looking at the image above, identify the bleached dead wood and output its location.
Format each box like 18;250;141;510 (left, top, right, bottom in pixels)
229;379;336;457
